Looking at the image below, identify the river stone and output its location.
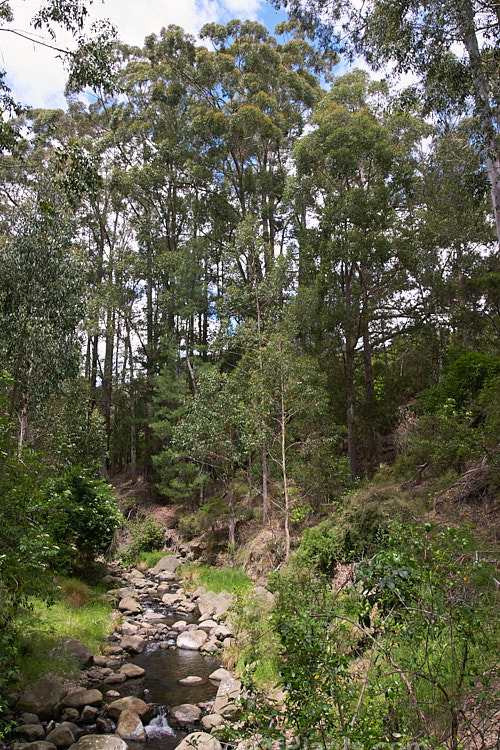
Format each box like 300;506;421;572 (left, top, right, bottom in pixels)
50;639;94;669
176;732;222;750
108;588;136;600
119;621;139;636
169;704;202;726
213;624;232;640
105;645;123;656
80;706;99;724
118;597;142;614
60;709;79;723
93;655;108;667
120;636;146;653
198;620;218;631
201;639;220;653
161;592;183;607
103;673;127;685
208;668;232;682
152;555;183;575
118;663;146;679
197;591;233;619
17;675;66;720
172;620;187;631
213;675;242;718
20;713;41;725
45;723;76;748
20;743;57;750
178;676;203;685
192;587;207;599
61;689;103;711
13;723;45;742
115;710;146;742
176;630;208;651
107;696;151;721
201;714;224;731
67;736;127;750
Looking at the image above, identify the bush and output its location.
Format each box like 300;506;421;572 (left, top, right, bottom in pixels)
294;521;339;573
121;516;165;565
43;467;122;572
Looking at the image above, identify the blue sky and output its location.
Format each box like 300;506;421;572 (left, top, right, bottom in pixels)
0;0;288;109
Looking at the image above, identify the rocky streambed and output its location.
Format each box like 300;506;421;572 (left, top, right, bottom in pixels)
6;554;247;750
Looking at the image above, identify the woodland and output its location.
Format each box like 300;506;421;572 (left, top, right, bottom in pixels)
0;0;500;748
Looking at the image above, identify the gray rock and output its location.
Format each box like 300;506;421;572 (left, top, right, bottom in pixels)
197;591;233;619
178;676;203;685
19;713;40;725
93;656;108;667
208;668;232;682
152;555;183;575
201;714;224;731
117;597;142;614
176;630;208;651
17;675;66;721
80;706;99;725
176;732;222;750
50;639;94;669
67;736;127;750
198;620;218;631
107;696;151;722
59;709;79;724
118;663;146;679
60;690;103;711
120;636;145;654
161;592;183;607
201;639;220;653
119;622;139;636
171;620;187;631
213;624;232;639
213;675;242;718
45;723;76;748
103;673;127;685
13;724;45;742
19;743;56;750
115;710;146;742
169;703;202;726
191;587;207;599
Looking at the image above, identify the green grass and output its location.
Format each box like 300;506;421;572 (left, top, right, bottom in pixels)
179;562;252;595
135;549;170;569
14;577;114;686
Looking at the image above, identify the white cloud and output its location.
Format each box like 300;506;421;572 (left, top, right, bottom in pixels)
0;0;267;110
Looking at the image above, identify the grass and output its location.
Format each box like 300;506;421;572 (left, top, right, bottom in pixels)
134;549;170;570
14;576;114;686
178;562;252;595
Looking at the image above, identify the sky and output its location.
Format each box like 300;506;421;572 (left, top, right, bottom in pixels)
0;0;287;109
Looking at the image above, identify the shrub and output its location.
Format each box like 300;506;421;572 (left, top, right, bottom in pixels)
294;521;339;573
121;516;165;565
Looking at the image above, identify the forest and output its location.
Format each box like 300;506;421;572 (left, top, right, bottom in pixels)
0;0;499;748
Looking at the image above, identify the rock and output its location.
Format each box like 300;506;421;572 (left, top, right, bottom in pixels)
176;630;208;651
213;675;242;718
197;591;233;619
152;555;183;575
192;587;207;599
67;736;127;750
80;706;99;724
50;639;94;669
93;656;108;667
17;675;66;721
117;597;142;614
198;620;218;631
176;732;222;750
45;723;76;748
201;714;224;731
157;571;175;581
252;586;275;610
106;696;151;722
105;691;120;700
178;676;203;685
60;690;103;711
103;674;127;685
95;718;115;733
169;704;202;726
105;645;123;656
171;620;187;631
120;621;139;636
108;588;136;600
12;724;45;742
118;663;146;679
115;710;146;742
20;713;41;725
178;602;196;613
213;624;232;639
59;709;79;724
19;743;57;750
120;636;146;654
208;668;232;682
201;639;220;653
161;592;183;607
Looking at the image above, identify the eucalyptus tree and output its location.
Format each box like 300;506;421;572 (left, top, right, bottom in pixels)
271;0;500;251
292;71;422;474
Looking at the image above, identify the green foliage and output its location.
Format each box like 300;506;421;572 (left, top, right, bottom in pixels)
121;516;165;565
179;563;251;595
42;467;122;571
421;352;500;412
294;520;339;573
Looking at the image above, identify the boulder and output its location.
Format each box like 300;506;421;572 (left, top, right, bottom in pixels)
19;743;57;750
12;724;45;742
120;636;146;654
152;555;183;575
208;668;232;682
67;736;127;750
106;696;151;722
251;586;275;610
103;674;127;685
201;639;220;653
161;592;183;607
176;630;208;651
213;624;232;639
20;713;41;725
59;709;79;724
49;639;94;669
17;675;66;720
118;663;145;679
80;706;99;724
176;732;222;750
115;710;146;742
171;620;187;631
198;620;218;632
197;591;233;619
169;704;202;726
213;675;242;718
45;723;76;748
178;676;203;686
117;597;142;614
119;621;139;636
93;656;108;667
201;714;223;731
60;690;103;711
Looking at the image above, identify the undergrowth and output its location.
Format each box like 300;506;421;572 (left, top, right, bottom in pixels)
178;562;251;595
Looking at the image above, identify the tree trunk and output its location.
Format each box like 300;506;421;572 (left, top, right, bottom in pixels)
280;370;291;562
